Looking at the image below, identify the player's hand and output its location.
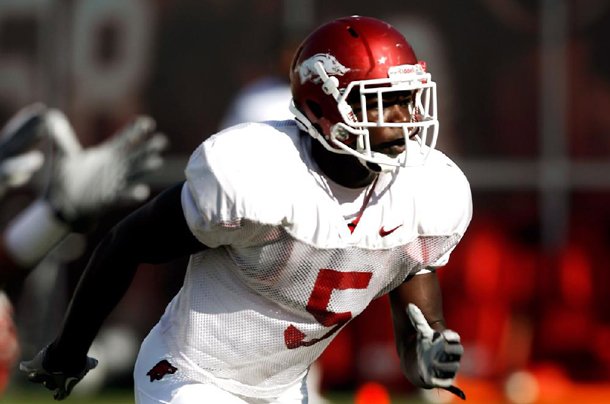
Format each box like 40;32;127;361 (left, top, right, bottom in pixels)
407;303;466;400
19;346;98;400
0;103;48;198
45;110;168;228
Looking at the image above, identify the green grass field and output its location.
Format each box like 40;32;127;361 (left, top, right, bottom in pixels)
2;389;134;404
1;387;427;403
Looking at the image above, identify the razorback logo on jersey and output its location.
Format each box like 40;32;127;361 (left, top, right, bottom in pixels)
146;359;177;382
298;53;350;84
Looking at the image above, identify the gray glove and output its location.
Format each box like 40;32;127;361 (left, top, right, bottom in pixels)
0;103;48;198
20;346;98;401
44;110;168;226
407;303;466;400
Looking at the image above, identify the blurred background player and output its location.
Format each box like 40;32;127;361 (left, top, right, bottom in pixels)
0;103;167;394
21;16;470;403
0;104;48;392
218;30;299;130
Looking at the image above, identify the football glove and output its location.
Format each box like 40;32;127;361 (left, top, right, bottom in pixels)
44;110;168;227
20;346;98;400
407;303;466;400
0;103;48;198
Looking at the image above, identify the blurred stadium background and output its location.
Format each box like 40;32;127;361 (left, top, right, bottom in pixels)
1;0;610;403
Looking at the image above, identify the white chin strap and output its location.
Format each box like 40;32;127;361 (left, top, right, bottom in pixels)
289;101;390;172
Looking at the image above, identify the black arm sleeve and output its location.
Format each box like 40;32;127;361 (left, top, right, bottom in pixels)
46;181;204;371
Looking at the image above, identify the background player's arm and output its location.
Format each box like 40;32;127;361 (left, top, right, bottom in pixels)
36;182;204;373
1;111;167;288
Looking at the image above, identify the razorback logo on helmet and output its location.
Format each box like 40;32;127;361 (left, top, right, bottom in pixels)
298;53;350;84
146;359;177;382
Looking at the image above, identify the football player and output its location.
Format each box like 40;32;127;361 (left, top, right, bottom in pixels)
21;16;472;403
0;103;167;393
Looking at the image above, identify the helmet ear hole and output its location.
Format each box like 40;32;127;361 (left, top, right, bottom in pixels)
306;100;323;119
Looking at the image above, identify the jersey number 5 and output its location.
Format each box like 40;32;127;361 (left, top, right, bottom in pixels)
284;269;372;349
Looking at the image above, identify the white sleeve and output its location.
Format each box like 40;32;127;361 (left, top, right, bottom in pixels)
417;158;473;270
180;129;292;248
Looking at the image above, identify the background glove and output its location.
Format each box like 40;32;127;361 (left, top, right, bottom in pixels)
20;345;98;401
407;303;466;400
0;103;48;198
44;110;168;228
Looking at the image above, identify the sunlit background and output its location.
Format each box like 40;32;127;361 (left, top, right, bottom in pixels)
1;0;610;403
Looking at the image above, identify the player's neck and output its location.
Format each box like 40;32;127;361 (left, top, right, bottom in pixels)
311;139;377;188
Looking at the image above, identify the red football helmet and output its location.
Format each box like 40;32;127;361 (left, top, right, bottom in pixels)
289;16;438;170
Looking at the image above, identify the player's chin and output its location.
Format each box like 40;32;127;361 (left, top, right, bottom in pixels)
373;139;406;157
387;144;406;156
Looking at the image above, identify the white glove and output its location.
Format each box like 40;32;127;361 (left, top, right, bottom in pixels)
0;103;48;198
407;303;465;399
44;110;168;226
20;346;98;401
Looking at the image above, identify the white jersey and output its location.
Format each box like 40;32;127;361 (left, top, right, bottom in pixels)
155;120;472;398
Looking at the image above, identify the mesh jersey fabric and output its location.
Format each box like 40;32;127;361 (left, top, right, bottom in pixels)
152;120;471;398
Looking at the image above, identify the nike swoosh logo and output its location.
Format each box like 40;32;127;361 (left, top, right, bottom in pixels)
379;224;402;237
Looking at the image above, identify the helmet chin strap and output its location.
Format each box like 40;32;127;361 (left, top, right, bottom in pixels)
290;101;400;174
329;124;405;173
359;155;399;173
289;100;333;151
